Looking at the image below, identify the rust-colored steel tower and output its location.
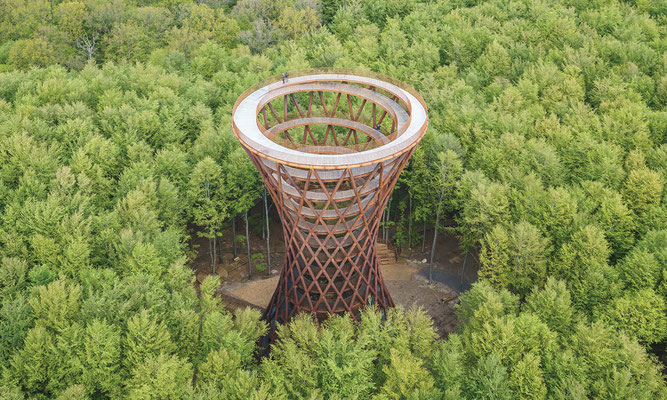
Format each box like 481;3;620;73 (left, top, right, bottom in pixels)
232;70;428;342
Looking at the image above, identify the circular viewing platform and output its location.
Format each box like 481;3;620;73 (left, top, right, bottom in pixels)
232;70;428;169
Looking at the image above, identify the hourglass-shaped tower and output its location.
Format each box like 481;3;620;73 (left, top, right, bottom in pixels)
232;70;428;341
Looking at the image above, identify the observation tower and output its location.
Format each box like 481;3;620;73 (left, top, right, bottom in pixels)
232;70;428;342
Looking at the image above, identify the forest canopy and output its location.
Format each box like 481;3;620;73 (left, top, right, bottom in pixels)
0;0;665;398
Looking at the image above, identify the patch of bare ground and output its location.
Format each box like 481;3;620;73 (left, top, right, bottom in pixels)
190;216;477;338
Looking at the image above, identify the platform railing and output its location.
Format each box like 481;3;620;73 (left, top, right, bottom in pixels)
231;67;427;127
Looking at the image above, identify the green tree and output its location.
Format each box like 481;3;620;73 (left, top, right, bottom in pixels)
554;225;610;282
467;355;513;400
54;1;87;41
524;278;575;336
225;148;260;278
0;294;33;369
277;6;319;39
623;168;664;213
458;178;510;251
125;353;193;399
188;157;227;273
28;279;81;333
7;326;54;396
617;249;660;291
622;167;664;234
9;38;56;69
596;192;636;260
509;353;547;400
428;150;462;281
430;335;464;399
196;347;264;399
123;310;175;377
0;257;28;299
479;221;549;296
47;322;84;395
81;319;122;397
479;224;511;288
377;348;439;399
507;221;550;296
104;23;153;63
602;288;666;345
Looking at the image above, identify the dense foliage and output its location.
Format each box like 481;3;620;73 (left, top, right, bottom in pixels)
0;0;665;398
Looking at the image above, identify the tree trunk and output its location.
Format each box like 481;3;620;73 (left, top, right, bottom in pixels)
245;211;251;279
429;187;446;283
209;229;218;274
382;209;386;242
232;216;237;259
213;236;217;274
264;188;271;276
385;196;392;242
408;193;412;249
209;237;213;273
218;227;224;264
421;220;426;253
460;251;468;292
428;224;437;283
387;197;392;242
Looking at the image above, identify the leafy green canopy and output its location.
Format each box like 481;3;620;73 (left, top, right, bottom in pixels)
0;0;665;398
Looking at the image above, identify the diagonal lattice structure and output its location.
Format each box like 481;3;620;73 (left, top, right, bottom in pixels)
232;70;428;343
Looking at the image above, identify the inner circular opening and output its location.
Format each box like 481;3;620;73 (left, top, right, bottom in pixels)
255;80;409;155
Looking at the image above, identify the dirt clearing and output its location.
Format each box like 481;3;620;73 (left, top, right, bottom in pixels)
221;243;467;337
